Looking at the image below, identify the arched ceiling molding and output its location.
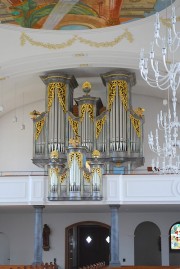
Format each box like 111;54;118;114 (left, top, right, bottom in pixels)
0;50;141;79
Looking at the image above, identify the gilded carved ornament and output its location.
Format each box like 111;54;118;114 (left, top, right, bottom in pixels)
20;29;133;49
50;150;59;159
134;107;145;118
59;172;67;183
80;104;94;121
92;168;102;178
35;117;45;140
96;115;107;139
47;83;55;112
68;117;79;136
108;80;128;111
83;171;91;183
48;82;66;112
69;135;80;147
68;152;83;169
92;150;100;158
118;80;128;111
57;83;66;112
49;167;59;178
107;83;116;111
82;81;91;90
129;114;141;138
29;110;41;119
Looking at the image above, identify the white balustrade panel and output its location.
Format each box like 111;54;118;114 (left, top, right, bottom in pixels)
104;174;180;204
0;176;46;204
0;174;180;205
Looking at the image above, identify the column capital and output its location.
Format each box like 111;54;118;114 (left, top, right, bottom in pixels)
33;205;45;209
109;204;120;209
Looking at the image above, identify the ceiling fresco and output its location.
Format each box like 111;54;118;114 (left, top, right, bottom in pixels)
0;0;174;30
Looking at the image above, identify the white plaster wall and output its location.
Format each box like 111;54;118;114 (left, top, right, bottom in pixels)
0;99;44;172
0;211;179;268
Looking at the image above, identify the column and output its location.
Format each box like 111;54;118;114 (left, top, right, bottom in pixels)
33;205;45;265
161;232;169;265
109;205;121;267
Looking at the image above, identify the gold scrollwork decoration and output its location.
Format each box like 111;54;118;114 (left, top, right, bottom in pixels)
117;80;128;110
108;82;116;110
68;152;83;169
108;80;128;111
96;115;107;139
49;167;59;178
47;82;66;112
92;168;102;178
83;171;91;183
35;117;45;140
59;172;67;183
130;114;141;138
20;29;133;49
47;83;55;111
80;104;94;121
68;117;79;136
57;82;66;112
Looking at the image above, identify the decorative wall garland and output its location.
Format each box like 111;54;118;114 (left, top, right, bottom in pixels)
20;28;133;49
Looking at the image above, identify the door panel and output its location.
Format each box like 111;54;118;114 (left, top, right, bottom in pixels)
78;225;109;267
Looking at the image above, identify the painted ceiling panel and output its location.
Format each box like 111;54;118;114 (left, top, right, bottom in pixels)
0;0;174;30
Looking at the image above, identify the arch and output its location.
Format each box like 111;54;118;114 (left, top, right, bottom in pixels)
65;221;110;269
169;221;180;265
134;221;161;265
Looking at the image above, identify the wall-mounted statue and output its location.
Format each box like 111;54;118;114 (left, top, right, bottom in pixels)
43;224;50;251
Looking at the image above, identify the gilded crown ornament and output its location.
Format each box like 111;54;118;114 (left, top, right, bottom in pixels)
134;107;145;118
50;150;59;159
82;81;91;95
69;136;80;147
92;150;100;158
29;110;41;119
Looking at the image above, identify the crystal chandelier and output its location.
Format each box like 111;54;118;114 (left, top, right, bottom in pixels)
139;4;180;92
139;3;180;174
148;92;180;174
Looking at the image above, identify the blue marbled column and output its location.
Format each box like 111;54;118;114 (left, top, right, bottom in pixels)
33;205;45;265
109;205;121;267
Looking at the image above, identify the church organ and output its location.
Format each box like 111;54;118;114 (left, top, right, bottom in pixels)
31;69;144;200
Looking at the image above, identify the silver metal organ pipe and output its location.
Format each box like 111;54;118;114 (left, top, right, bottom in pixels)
56;96;59;151
112;98;115;151
116;88;119;151
120;102;122;151
118;91;120;151
58;106;61;152
53;92;56;149
110;107;112;150
49;106;52;152
86;112;88;148
123;108;126;151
